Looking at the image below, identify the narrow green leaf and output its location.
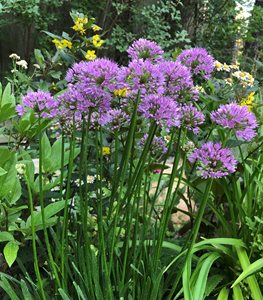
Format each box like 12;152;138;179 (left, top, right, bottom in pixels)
20;279;34;300
0;276;20;300
58;288;71;300
232;258;263;287
217;287;229;300
0;167;7;176
233;284;244;300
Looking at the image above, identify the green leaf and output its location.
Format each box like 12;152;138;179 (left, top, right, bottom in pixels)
58;288;71;300
0;167;7;176
21;279;34;300
0;275;20;300
4;241;19;267
217;287;229;300
0;232;14;242
232;258;263;288
233;284;244;300
193;253;220;300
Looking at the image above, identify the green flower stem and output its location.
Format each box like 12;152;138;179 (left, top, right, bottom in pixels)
61;122;76;289
167;178;213;299
38;118;61;289
25;173;46;300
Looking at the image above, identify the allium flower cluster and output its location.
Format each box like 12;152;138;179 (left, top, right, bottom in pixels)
127;39;164;63
160;61;198;101
180;104;205;134
189;142;237;179
176;48;214;79
16;91;58;118
138;95;181;129
140;134;168;156
105;109;130;131
211;103;258;141
64;58;119;112
117;59;164;96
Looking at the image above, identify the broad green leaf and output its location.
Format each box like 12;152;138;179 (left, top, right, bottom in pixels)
232;258;263;288
4;241;19;267
0;232;14;242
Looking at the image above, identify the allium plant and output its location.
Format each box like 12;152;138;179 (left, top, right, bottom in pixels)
10;38;263;300
16;91;58;118
211;102;258;141
127;38;164;63
188;142;237;178
160;60;198;101
176;47;214;79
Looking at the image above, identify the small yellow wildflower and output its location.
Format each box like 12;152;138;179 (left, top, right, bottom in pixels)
113;88;128;97
92;25;102;32
72;22;86;35
240;92;255;111
85;50;97;60
92;35;104;48
102;147;110;156
230;64;239;70
239;72;245;77
61;39;72;49
77;17;88;24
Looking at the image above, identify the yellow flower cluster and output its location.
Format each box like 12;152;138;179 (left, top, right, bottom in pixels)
240;92;255;111
72;17;88;35
85;50;97;60
102;147;111;156
52;39;72;49
113;88;129;97
92;25;102;32
92;35;104;48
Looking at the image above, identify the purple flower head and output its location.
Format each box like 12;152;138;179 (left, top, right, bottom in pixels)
89;111;111;130
140;133;168;156
160;61;198;101
105;109;130;131
138;94;181;129
16;91;58;118
127;39;164;63
176;48;214;80
61;59;119;116
211;103;258;141
188;142;237;179
180;103;205;134
117;59;165;96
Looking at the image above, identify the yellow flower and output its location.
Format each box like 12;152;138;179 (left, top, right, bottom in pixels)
102;147;110;156
222;63;230;72
92;25;102;32
85;50;97;60
113;88;128;97
61;39;72;49
77;17;88;24
92;35;104;48
240;92;255;111
72;22;86;35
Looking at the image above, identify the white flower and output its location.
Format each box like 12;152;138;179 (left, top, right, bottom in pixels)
87;175;96;184
16;60;28;69
16;163;26;175
33;64;40;69
9;53;20;60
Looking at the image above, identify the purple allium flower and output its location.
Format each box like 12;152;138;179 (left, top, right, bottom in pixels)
105;109;130;131
188;142;237;179
210;103;258;141
16;91;58;118
180;103;205;134
176;48;214;80
127;39;164;63
140;133;168;156
160;61;198;101
117;59;165;96
138;94;181;129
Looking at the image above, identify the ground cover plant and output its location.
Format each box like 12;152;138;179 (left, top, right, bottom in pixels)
0;34;262;300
